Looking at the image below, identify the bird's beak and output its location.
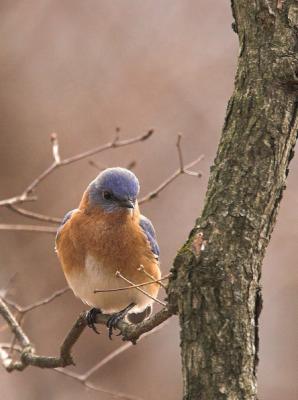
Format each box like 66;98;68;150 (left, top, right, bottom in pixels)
118;199;135;209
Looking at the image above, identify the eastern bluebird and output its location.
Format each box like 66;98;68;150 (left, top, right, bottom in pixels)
55;167;161;338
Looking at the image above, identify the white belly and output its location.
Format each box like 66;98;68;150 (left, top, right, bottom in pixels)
65;253;153;314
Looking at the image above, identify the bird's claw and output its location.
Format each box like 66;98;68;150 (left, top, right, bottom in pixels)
86;308;101;334
106;313;124;339
106;303;135;340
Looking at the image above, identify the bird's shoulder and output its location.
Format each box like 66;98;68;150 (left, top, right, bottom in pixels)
56;208;78;241
139;214;160;258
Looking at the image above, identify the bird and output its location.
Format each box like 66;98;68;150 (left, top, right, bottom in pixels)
55;167;161;338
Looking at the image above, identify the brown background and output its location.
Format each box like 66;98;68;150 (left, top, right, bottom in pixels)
0;1;297;399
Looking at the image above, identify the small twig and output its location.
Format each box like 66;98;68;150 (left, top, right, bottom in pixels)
54;320;166;399
115;271;166;306
0;195;37;207
8;205;61;224
2;287;70;314
94;274;171;293
88;160;109;171
139;134;203;204
0;299;31;348
51;133;61;164
54;367;143;400
137;265;168;289
0;129;154;207
0;299;173;370
176;133;184;172
89;159;136;172
0;224;57;233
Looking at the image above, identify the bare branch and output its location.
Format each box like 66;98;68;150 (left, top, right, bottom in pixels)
54;367;143;400
139;135;204;204
50;133;61;164
1;132;203;233
0;299;31;348
8;205;61;224
1;276;173;400
0;224;57;234
94;274;171;293
0;195;37;207
176;133;184;172
55;322;166;400
137;265;167;289
0;129;154;207
3;287;70;314
115;271;166;306
0;297;173;371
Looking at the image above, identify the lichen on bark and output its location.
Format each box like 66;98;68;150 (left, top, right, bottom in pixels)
167;1;298;399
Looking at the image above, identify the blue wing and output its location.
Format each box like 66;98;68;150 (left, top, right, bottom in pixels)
139;215;160;259
56;209;77;240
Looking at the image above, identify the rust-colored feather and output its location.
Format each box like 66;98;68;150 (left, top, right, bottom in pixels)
56;193;161;313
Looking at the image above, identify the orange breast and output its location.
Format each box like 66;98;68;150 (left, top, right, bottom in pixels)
56;198;161;311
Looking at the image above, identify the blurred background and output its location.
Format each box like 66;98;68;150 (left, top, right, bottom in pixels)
0;1;297;399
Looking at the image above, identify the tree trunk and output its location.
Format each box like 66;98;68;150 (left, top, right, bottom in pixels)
168;1;298;399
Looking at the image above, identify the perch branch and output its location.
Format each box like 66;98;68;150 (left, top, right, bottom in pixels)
0;299;174;372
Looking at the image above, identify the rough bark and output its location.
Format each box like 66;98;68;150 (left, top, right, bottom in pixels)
167;1;298;399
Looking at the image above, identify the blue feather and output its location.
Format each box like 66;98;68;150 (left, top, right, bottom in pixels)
139;215;160;258
56;209;76;239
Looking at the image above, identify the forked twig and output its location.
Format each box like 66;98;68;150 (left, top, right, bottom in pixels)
0;129;154;208
137;265;168;289
139;134;204;204
115;271;166;306
0;133;203;232
94;274;171;293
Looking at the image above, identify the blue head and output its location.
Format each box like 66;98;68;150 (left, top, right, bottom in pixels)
88;167;140;213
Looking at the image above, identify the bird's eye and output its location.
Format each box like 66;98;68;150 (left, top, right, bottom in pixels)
103;191;112;200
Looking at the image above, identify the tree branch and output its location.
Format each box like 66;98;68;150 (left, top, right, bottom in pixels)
139;134;203;204
0;295;174;373
1;132;203;233
0;129;154;208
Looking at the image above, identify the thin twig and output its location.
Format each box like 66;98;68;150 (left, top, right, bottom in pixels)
115;271;166;306
54;320;166;399
0;299;31;348
139;134;204;204
0;224;57;233
176;133;184;172
2;287;70;314
0;195;37;207
54;367;143;400
8;205;61;224
0;130;154;207
137;265;168;289
0;299;174;371
51;133;61;164
1;133;203;230
94;274;170;293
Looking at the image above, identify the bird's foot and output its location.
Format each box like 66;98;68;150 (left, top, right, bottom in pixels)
86;308;102;334
106;303;135;340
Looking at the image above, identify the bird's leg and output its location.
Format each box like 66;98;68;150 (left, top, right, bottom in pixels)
86;308;102;334
106;303;136;339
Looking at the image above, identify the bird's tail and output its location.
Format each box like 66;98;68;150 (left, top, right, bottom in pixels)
126;305;152;324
